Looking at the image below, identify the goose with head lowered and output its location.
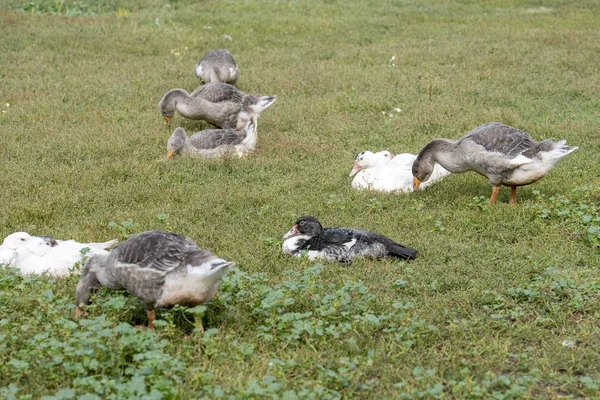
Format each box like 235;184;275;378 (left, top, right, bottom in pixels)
195;49;240;84
159;82;275;129
282;216;417;264
412;122;578;205
350;150;450;192
75;230;234;330
167;115;257;159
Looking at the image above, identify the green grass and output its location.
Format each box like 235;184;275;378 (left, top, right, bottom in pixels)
1;0;600;398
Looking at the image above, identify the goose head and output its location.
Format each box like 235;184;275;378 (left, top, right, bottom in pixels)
166;128;187;158
283;216;324;239
158;89;187;127
349;151;394;177
412;140;447;190
2;232;32;250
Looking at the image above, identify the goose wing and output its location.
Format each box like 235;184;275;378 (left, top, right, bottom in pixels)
459;122;535;158
114;231;196;274
187;129;244;149
191;82;244;103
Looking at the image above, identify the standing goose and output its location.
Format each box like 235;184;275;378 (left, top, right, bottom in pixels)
159;82;276;129
195;49;240;84
75;230;234;330
167;116;257;159
412;122;578;205
282;216;417;264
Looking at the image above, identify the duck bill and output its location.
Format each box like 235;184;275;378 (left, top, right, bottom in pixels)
282;225;299;239
349;163;362;177
164;116;171;127
413;177;421;191
167;150;175;159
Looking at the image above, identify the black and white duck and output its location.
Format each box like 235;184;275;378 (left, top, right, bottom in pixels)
412;122;578;205
195;49;240;84
75;230;234;330
158;82;276;129
166;115;257;159
282;216;417;263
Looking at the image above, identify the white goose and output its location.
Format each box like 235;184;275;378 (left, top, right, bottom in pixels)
350;150;450;192
14;236;118;277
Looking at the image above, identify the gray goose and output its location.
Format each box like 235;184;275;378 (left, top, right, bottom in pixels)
412;122;578;205
166;116;257;159
195;49;240;84
75;230;234;330
158;82;276;129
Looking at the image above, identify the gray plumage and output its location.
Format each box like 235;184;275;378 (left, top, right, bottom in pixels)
195;49;240;84
166;115;257;158
75;230;234;329
412;122;578;204
158;82;276;129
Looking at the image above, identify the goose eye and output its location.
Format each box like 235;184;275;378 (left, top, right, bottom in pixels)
20;238;26;241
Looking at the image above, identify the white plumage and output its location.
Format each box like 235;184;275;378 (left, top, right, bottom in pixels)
350;150;450;193
0;232;33;266
13;236;118;277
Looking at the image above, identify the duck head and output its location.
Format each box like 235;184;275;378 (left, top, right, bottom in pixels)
2;232;32;250
22;236;58;257
166;128;187;158
349;150;394;177
375;150;395;163
283;216;324;239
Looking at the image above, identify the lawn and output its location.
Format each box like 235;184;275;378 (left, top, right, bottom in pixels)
1;0;599;398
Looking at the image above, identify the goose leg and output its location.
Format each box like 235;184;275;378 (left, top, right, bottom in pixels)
489;185;501;205
509;186;517;205
146;309;156;330
194;314;205;334
74;306;88;319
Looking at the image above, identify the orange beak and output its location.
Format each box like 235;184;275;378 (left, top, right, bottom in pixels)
413;177;421;191
167;150;175;159
164;116;171;127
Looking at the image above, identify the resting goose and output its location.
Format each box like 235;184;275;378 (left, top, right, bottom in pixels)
350;150;450;192
282;216;417;264
167;116;257;159
14;236;118;276
75;230;234;330
159;82;276;129
412;122;578;205
195;49;240;84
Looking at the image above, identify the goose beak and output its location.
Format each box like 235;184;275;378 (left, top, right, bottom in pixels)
349;163;362;177
413;177;421;191
167;150;175;159
164;116;171;127
283;225;299;239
